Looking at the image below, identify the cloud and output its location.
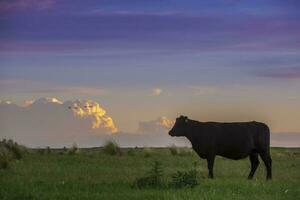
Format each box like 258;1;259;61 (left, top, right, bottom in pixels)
138;117;174;134
0;97;117;146
0;0;55;13
0;80;106;96
151;88;163;96
255;67;300;79
1;7;299;52
0;101;189;147
187;85;217;96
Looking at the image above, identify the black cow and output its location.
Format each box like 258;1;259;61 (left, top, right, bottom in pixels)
169;116;272;180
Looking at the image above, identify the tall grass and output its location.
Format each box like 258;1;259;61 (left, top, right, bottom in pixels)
2;139;23;160
0;148;10;169
0;147;299;199
0;139;25;169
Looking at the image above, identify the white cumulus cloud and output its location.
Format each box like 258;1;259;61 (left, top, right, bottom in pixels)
151;88;163;96
138;116;174;134
0;98;117;147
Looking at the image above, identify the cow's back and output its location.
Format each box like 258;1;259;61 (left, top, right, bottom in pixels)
193;121;270;159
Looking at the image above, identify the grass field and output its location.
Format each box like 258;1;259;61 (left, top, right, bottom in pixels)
0;147;299;200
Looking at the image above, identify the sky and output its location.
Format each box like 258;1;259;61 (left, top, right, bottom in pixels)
0;0;300;147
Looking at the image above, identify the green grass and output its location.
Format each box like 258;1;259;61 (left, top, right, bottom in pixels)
0;147;299;200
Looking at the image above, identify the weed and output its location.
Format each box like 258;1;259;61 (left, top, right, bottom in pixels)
68;143;80;155
1;139;23;160
103;141;122;156
133;161;164;189
169;169;199;188
0;149;10;169
169;144;179;156
142;148;152;158
46;146;51;154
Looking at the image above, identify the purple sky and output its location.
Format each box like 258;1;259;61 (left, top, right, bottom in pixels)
0;0;300;147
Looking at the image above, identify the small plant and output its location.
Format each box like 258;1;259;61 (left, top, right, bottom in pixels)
1;139;23;160
169;144;179;156
103;141;122;156
46;146;51;154
169;169;199;188
133;161;164;189
68;143;80;155
0;149;10;169
9;143;22;160
142;147;152;158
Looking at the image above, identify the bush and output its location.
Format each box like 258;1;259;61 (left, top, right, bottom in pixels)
169;169;199;188
142;148;153;158
169;144;179;156
68;143;80;155
9;144;22;160
133;161;164;189
0;148;10;169
1;139;23;160
0;139;26;169
103;141;122;156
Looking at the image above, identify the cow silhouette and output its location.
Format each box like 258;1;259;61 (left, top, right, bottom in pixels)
169;116;272;180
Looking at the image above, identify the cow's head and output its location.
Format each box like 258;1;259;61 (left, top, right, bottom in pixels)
169;115;189;137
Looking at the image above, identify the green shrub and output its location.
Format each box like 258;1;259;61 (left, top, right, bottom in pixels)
68;143;80;155
169;169;199;188
133;161;164;189
1;139;23;160
0;139;27;169
103;141;122;156
0;148;10;169
169;144;179;156
10;144;22;160
142;147;153;158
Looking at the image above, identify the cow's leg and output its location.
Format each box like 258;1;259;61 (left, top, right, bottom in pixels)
207;156;215;179
259;151;272;180
248;153;259;179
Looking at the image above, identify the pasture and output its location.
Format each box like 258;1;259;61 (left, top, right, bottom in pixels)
0;147;299;200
